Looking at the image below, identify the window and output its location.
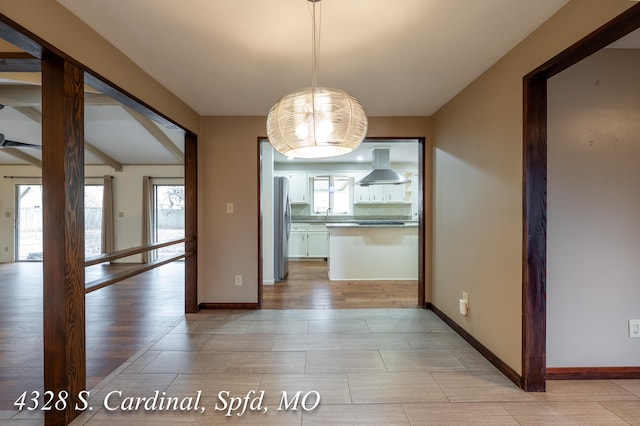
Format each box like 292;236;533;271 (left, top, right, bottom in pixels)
15;184;104;259
16;185;43;261
84;185;103;257
312;175;351;215
154;185;185;258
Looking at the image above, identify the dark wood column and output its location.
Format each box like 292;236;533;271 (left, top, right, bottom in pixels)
184;132;198;313
522;76;546;392
42;54;86;425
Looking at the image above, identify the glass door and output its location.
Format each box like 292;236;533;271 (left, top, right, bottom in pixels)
154;185;185;258
84;185;103;257
15;184;43;261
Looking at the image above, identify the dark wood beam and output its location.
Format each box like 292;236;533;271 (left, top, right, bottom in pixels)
42;54;86;426
185;132;198;313
0;19;43;59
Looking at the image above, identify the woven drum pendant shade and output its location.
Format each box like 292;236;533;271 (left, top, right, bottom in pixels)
267;86;367;159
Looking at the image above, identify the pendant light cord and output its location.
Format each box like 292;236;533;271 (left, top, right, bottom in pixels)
308;0;322;145
309;0;322;89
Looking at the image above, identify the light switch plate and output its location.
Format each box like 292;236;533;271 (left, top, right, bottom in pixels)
630;319;640;338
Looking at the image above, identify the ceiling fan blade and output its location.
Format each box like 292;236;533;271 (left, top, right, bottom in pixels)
0;135;42;149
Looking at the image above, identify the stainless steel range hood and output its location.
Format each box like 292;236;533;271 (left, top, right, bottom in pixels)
356;147;410;186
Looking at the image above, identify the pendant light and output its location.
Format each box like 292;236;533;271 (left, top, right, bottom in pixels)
266;0;367;159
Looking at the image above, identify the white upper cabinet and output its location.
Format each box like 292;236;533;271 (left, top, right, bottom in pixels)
353;181;409;204
383;184;405;202
287;173;309;203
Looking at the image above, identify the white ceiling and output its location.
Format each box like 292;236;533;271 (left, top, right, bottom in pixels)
2;0;596;167
272;139;420;165
57;0;570;117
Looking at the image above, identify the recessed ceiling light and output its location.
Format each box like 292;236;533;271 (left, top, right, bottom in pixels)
356;156;364;161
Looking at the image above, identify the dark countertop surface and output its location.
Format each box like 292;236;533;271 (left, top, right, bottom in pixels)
325;221;418;228
292;216;413;224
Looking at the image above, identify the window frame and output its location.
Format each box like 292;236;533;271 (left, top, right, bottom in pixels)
311;174;352;216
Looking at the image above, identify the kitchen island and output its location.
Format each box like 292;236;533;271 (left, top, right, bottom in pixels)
326;222;418;281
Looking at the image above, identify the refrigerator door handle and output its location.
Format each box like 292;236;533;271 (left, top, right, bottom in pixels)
285;196;291;239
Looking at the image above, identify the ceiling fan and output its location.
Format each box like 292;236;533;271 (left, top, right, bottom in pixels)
0;133;41;149
0;104;41;150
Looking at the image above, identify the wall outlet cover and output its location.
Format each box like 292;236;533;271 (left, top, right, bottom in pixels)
630;319;640;338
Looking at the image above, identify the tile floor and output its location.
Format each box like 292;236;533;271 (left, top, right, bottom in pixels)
2;308;639;425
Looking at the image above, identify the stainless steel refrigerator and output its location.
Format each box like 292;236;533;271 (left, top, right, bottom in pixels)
274;176;291;281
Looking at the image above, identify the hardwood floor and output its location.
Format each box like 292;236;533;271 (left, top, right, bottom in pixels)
0;260;417;410
263;260;419;309
0;261;184;410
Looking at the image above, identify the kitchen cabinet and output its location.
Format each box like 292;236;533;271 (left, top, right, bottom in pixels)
307;224;329;258
369;185;385;202
289;231;307;258
288;173;310;204
354;182;408;204
288;223;328;258
354;184;370;203
383;184;405;202
274;172;309;203
289;223;308;258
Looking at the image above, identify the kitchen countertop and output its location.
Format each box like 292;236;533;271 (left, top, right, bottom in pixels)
327;221;418;280
292;217;413;224
325;221;418;228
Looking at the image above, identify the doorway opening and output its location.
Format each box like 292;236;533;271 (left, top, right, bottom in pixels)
259;137;427;309
522;4;640;390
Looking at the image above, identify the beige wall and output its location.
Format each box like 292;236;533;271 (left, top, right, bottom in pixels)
4;0;636;377
0;0;199;134
431;0;635;374
198;116;431;303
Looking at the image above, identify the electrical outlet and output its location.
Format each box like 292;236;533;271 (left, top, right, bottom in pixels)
235;275;243;286
459;291;469;316
630;319;640;338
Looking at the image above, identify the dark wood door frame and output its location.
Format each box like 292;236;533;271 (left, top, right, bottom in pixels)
522;3;640;391
1;13;199;425
258;136;429;309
